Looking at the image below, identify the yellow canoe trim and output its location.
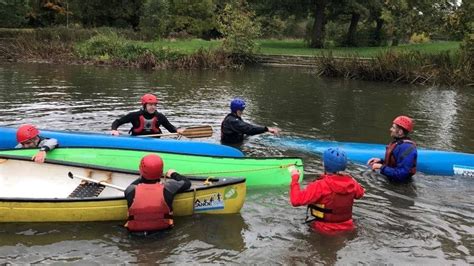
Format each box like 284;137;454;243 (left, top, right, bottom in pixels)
0;182;246;222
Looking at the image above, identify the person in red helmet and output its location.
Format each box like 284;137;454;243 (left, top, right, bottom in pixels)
124;154;191;234
111;93;185;136
15;124;58;163
289;148;365;234
367;115;418;182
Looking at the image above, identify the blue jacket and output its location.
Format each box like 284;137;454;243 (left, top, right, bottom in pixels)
381;139;417;182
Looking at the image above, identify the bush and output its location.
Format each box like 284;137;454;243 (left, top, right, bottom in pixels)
217;1;260;55
409;33;430;44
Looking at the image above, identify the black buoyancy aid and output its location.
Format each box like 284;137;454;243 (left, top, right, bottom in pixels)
384;139;417;175
126;183;173;232
132;115;161;134
306;174;354;223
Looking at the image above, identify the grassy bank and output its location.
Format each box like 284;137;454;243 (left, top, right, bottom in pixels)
0;28;471;86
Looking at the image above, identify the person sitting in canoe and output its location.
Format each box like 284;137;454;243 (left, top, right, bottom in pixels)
367;115;418;182
15;124;58;163
220;98;280;145
111;93;185;136
289;148;365;234
124;154;191;234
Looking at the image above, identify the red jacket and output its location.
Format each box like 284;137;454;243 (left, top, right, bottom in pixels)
290;172;365;234
126;183;173;232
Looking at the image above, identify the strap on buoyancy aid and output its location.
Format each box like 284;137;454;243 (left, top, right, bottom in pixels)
304;204;327;224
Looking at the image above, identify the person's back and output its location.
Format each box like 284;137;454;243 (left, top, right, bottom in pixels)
289;148;365;234
124;154;191;234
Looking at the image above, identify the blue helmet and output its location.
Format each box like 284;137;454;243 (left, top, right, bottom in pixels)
323;148;347;173
230;98;246;113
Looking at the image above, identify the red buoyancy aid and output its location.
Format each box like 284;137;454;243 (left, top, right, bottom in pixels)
307;174;355;223
384;139;417;175
132;115;161;134
126;183;173;232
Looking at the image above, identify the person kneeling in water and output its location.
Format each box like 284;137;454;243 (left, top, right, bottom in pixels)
289;148;365;234
124;154;191;235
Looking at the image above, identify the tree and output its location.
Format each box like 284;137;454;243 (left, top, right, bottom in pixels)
0;0;29;27
139;0;170;39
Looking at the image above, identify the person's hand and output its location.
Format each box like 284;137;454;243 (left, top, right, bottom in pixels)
288;166;300;182
176;128;185;135
367;158;381;166
111;130;120;136
371;163;383;171
166;169;176;178
32;151;47;163
267;127;281;136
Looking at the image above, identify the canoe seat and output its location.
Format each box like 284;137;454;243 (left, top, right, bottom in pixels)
68;182;106;198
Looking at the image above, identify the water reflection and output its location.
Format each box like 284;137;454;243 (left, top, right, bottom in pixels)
0;62;473;264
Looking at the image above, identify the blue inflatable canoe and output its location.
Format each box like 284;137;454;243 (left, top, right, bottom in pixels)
0;127;243;157
270;137;474;176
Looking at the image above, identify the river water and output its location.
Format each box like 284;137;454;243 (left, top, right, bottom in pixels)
0;62;472;264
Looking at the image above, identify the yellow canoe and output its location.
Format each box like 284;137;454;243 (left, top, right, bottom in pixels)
0;158;246;222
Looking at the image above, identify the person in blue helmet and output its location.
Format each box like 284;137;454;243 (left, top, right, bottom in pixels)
220;98;280;145
289;148;365;234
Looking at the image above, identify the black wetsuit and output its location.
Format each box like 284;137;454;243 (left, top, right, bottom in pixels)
220;112;268;144
112;110;177;136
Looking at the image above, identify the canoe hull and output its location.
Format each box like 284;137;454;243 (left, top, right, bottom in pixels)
0;158;246;222
273;138;474;176
0;148;304;187
0;127;243;157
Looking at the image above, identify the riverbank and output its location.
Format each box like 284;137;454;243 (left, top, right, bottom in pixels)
0;28;471;86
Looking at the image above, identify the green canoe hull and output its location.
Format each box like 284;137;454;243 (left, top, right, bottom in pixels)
0;148;303;187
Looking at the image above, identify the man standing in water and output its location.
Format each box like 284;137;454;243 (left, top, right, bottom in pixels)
111;93;185;136
220;98;280;145
367;115;418;182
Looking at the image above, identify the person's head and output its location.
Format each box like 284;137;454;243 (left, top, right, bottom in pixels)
141;93;158;114
16;124;40;148
230;98;246;116
390;115;413;138
323;148;347;173
139;154;164;181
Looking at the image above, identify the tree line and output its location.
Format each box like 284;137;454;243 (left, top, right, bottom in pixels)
0;0;472;48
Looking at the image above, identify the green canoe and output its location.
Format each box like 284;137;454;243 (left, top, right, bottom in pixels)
0;148;303;187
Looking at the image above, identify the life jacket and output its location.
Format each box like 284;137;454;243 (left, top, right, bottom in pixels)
305;174;354;223
384;139;417;176
132;115;161;135
126;183;173;232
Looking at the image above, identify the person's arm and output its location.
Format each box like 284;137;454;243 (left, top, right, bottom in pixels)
381;145;417;182
230;118;268;136
111;112;135;131
163;172;191;208
157;113;177;133
289;171;324;207
39;138;58;152
124;184;137;208
353;180;365;199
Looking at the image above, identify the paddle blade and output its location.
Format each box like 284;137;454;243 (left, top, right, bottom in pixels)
181;125;213;138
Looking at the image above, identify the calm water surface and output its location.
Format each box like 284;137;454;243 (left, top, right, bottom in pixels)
0;62;473;264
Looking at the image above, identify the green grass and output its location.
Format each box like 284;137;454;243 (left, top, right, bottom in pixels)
256;39;461;57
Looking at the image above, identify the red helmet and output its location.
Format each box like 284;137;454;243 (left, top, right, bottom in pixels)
141;94;158;105
393;115;413;132
16;124;40;143
139;154;164;180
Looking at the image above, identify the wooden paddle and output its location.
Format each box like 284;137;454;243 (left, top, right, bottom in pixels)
138;125;213;139
68;172;125;191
